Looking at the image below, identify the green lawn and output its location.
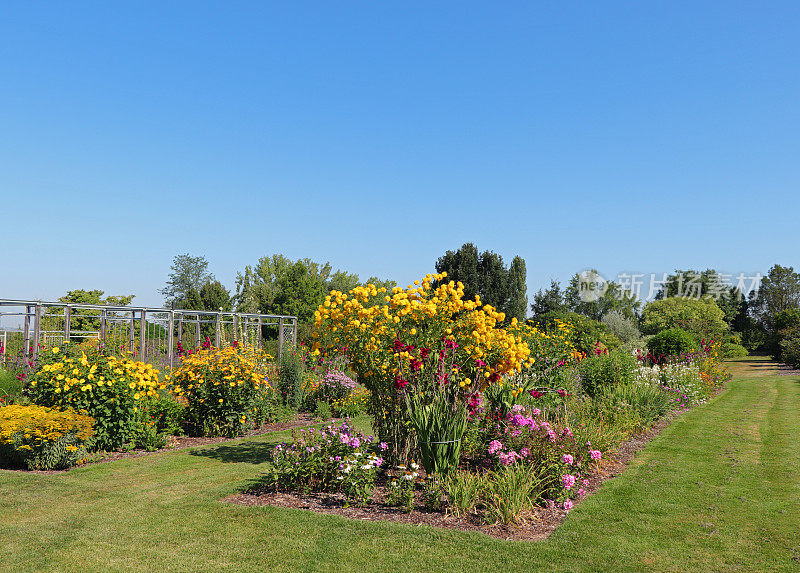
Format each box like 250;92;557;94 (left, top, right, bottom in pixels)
2;358;799;572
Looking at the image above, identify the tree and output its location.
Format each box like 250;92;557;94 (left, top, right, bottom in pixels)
161;254;214;308
50;289;135;334
434;243;528;323
655;269;744;327
198;280;232;312
641;296;729;341
531;280;567;317
750;264;800;329
563;271;640;321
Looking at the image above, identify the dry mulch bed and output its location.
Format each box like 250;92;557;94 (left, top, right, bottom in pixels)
225;410;683;542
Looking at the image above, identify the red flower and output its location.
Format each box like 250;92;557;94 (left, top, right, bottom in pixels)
394;376;409;390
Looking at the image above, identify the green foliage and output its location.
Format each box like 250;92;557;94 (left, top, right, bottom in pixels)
641;296;729;341
161;254;214;308
444;469;484;518
597;381;672;428
578;349;637;398
45;290;135;335
530;279;568;317
779;335;800;368
646;328;699;358
749;264;800;329
277;351;307;411
563;271;640;321
720;342;749;358
234;254;394;340
483;463;544;525
0;368;23;403
434;243;528;323
656;269;745;326
313;400;332;421
531;311;621;354
601;310;645;347
0;404;94;470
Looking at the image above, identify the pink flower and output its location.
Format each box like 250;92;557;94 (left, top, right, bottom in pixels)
563;499;573;510
488;440;504;454
349;437;361;448
498;451;521;466
520;447;530;457
562;474;576;489
577;488;586;496
582;479;589;486
590;449;602;461
532;408;542;417
379;442;388;451
562;454;574;465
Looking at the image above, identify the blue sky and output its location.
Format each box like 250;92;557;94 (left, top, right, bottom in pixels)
1;1;798;310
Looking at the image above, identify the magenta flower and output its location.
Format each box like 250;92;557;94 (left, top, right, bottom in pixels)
379;442;388;451
520;447;530;457
562;454;574;465
350;437;361;448
562;474;576;489
577;488;586;496
563;499;574;510
590;449;602;461
488;440;503;454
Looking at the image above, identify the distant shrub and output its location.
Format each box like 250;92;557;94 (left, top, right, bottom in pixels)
780;336;800;369
646;328;698;359
578;350;638;398
0;404;94;470
720;342;748;359
601;311;645;347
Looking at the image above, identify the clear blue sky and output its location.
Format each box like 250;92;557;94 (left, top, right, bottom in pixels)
1;1;798;309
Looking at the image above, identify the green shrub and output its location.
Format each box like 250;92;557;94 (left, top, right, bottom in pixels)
445;470;484;518
720;342;749;359
0;404;94;470
313;400;332;421
483;463;544;525
0;369;23;403
578;350;637;398
277;351;306;410
531;311;621;354
780;336;800;369
598;381;671;427
646;328;699;358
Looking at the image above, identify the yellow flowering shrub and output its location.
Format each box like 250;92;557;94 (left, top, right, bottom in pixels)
26;344;162;450
0;404;94;470
312;272;532;461
169;345;275;437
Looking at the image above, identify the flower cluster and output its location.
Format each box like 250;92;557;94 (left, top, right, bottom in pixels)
312;273;532;461
270;422;383;505
471;405;601;506
26;344;162;450
169;345;275;437
0;404;94;470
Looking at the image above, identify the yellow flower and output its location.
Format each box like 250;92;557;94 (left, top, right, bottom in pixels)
52;347;60;354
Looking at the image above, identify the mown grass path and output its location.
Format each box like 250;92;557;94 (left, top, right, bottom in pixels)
1;358;799;572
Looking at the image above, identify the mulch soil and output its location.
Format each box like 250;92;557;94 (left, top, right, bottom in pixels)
225;409;684;542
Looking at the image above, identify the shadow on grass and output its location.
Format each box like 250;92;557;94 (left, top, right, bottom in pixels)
190;441;276;465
